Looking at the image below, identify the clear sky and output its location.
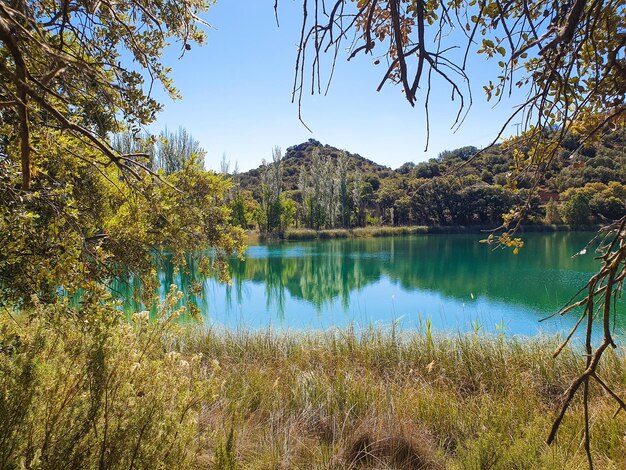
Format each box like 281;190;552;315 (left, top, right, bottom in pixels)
150;1;525;172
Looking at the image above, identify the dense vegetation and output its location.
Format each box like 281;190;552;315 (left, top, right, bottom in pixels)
1;290;218;469
0;2;243;467
233;132;626;236
6;310;626;469
127;326;626;468
1;0;625;468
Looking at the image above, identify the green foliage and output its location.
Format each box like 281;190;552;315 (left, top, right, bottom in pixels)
0;288;219;469
0;0;244;305
0;0;214;191
298;148;351;230
559;182;626;225
237;128;625;233
280;196;296;231
438;146;479;162
411;177;515;226
560;191;591;225
544;200;562;224
257;148;284;235
214;428;238;470
230;191;258;229
414;161;441;179
0;4;245;469
592;195;625;221
0;142;244;304
365;213;380;226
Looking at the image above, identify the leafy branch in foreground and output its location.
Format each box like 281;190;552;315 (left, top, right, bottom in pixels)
0;1;245;306
0;0;211;190
290;0;624;151
0;144;244;306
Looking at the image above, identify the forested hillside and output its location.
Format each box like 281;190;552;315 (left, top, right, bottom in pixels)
232;130;626;233
239;139;393;191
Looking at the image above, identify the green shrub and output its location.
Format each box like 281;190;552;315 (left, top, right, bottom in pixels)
560;190;591;224
0;288;218;469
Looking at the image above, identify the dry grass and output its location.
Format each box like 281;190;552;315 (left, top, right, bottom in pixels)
182;327;626;469
281;224;585;241
4;306;626;469
283;226;431;241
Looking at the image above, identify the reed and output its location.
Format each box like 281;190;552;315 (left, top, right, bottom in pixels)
185;327;626;469
3;308;626;469
281;224;590;242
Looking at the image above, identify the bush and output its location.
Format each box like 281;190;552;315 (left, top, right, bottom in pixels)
543;200;562;224
560;191;591;225
0;288;218;469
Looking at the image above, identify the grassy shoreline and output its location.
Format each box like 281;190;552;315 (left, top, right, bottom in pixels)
246;224;601;243
5;310;626;469
189;327;626;469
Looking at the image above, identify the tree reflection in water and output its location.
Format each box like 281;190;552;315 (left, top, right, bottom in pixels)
111;233;626;334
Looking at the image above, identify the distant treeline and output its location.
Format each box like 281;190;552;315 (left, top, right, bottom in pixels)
229;131;626;235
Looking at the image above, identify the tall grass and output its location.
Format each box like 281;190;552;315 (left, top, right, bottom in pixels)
282;224;590;241
0;289;219;469
186;327;626;469
3;304;626;469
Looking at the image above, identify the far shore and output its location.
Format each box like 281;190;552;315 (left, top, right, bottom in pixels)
244;224;601;244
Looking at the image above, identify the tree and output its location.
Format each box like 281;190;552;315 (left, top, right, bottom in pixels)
0;1;245;304
111;132;155;165
258;147;284;234
377;179;405;225
154;127;205;175
336;152;351;228
414;161;441;179
0;0;213;190
298;148;338;229
112;127;205;174
396;162;416;175
438;147;479;162
287;0;625;465
231;191;258;229
0;4;244;468
560;190;592;225
351;169;374;227
280;195;297;231
544;200;562;225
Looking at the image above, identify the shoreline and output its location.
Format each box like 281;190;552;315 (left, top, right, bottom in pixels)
187;326;625;467
247;224;601;243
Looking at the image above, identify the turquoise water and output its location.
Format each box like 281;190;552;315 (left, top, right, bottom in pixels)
115;232;622;338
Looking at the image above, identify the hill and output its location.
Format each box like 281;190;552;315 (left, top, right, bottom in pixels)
238;139;392;192
232;130;626;232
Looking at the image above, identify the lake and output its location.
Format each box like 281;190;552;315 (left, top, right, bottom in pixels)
115;231;624;338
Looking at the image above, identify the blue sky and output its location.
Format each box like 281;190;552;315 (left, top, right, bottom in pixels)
150;1;525;172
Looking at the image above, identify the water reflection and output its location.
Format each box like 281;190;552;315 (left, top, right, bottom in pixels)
112;232;624;337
